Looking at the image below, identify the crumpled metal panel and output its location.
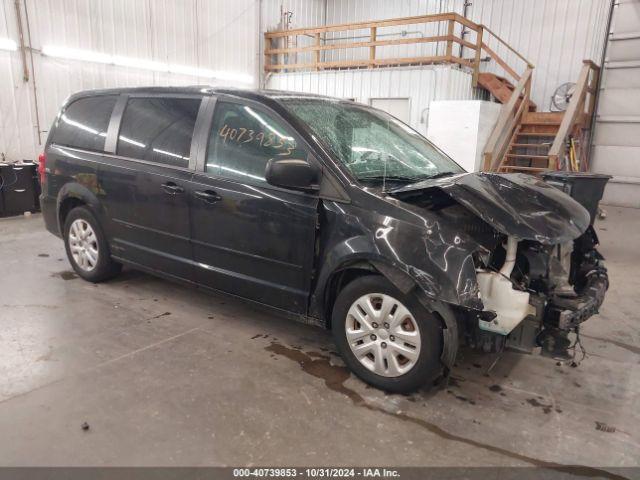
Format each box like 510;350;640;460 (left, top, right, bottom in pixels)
391;172;591;245
312;198;485;315
312;171;592;320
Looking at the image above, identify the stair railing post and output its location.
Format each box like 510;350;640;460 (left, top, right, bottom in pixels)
264;33;272;73
314;32;321;71
548;62;591;171
446;19;455;61
482;67;532;171
472;26;483;87
369;26;377;68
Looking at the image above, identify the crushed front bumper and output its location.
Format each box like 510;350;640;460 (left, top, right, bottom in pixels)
545;270;609;330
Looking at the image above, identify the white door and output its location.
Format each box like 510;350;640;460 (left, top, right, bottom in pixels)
370;98;411;124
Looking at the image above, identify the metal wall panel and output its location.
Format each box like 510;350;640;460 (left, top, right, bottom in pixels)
267;65;477;135
320;0;464;64
0;0;260;162
261;0;326;31
265;0;610;110
1;0;615;163
591;0;640;208
465;0;611;111
263;0;465;67
261;0;327;71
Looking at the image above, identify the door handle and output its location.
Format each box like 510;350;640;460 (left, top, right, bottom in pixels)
161;182;184;195
194;190;222;204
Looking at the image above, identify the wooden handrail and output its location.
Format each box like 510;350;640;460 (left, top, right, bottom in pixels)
264;35;475;55
481;24;534;68
548;61;600;169
483;67;533;171
263;12;528;86
264;12;456;38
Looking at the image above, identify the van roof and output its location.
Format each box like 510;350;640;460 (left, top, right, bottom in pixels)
68;86;345;104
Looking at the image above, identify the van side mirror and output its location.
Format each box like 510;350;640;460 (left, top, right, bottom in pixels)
265;158;319;192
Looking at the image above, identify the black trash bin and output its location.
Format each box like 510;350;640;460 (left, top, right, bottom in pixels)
0;161;40;217
541;171;611;225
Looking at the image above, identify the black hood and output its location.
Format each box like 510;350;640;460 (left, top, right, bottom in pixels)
390;172;590;245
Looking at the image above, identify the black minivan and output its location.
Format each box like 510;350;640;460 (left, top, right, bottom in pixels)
40;87;608;392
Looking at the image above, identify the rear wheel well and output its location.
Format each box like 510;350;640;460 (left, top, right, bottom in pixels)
58;197;86;232
323;263;380;329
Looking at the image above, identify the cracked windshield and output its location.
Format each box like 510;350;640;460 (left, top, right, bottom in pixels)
282;99;463;186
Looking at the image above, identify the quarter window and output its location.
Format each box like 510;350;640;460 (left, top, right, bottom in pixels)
206;101;306;184
116;97;201;168
52;95;117;152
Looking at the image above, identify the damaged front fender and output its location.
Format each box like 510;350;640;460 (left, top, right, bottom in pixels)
312;200;484;321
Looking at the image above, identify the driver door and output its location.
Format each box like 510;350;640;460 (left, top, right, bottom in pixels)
187;97;319;314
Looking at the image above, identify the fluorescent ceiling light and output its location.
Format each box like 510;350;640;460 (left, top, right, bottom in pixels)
0;38;18;51
41;44;253;84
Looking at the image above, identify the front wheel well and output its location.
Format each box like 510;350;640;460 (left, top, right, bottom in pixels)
58;197;87;232
323;262;380;329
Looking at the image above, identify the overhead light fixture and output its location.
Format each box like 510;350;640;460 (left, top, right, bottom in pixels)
0;38;18;51
41;45;253;84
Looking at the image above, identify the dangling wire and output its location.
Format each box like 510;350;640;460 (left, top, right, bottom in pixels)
567;326;587;367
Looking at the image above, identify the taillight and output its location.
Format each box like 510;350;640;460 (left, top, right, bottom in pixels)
38;152;46;185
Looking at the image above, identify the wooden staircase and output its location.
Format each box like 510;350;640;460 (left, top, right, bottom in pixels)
498;112;562;173
482;61;600;174
477;73;537;112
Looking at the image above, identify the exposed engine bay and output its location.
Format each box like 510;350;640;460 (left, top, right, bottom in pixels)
390;172;609;360
470;227;608;359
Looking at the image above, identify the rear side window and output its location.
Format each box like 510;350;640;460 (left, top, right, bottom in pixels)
52;95;117;152
206;101;306;184
116;97;201;168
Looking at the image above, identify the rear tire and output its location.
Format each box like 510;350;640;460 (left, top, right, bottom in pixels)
63;206;121;282
331;275;443;393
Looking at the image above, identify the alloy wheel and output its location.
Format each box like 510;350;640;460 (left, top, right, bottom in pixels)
68;219;99;272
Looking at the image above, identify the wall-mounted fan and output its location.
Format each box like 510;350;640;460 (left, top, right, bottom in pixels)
551;82;576;111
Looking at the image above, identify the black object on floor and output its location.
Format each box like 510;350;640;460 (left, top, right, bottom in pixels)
541;171;611;225
0;162;40;218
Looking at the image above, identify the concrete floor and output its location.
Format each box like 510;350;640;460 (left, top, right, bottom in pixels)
0;207;638;471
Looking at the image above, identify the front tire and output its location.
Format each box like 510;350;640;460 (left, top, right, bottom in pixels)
63;206;121;282
332;275;443;393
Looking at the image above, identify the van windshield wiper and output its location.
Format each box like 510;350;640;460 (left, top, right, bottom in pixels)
423;171;460;180
357;175;420;183
359;171;462;192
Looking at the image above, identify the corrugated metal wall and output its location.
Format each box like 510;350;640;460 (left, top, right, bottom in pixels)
304;0;463;65
261;0;326;31
0;0;260;162
263;0;611;111
262;0;478;137
0;0;613;162
466;0;611;111
591;0;640;207
267;65;477;136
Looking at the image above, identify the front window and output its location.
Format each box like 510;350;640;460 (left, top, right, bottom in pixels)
206;100;307;185
281;99;463;186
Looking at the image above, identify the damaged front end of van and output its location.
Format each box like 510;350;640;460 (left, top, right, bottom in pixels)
386;172;609;361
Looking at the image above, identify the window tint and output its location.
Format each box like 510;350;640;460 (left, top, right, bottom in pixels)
53;95;117;152
206;101;306;184
117;97;201;168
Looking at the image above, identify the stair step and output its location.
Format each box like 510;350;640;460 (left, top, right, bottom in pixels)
500;166;548;172
522;112;564;125
517;132;557;137
510;143;551;148
506;154;550;159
